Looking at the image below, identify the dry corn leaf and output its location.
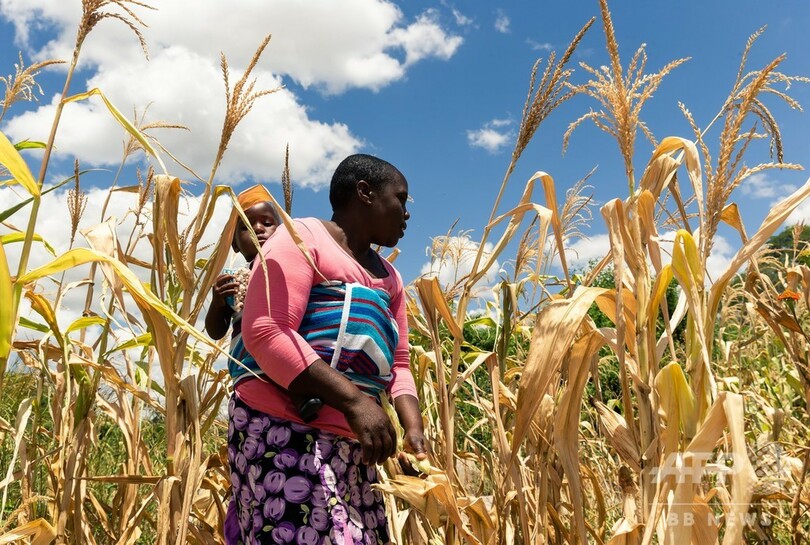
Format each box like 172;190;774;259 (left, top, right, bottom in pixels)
81;219;127;315
0;518;56;545
468;171;553;292
718;203;747;241
649;265;673;334
593;400;641;473
512;286;607;458
639;136;703;225
541;173;570;286
416;277;462;340
554;330;606;544
153;175;194;291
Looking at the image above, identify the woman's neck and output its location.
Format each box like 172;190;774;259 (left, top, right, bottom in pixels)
330;213;371;260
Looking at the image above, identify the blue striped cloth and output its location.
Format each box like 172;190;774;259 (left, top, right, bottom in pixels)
229;281;398;399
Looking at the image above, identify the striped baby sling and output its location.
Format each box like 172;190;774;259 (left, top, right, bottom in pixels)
298;281;398;397
229;281;399;399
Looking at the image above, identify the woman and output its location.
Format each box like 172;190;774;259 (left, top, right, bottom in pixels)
231;154;426;544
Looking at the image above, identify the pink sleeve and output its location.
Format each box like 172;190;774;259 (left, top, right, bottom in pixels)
386;266;418;399
241;223;321;388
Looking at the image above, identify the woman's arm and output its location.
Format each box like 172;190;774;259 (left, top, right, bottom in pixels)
394;394;426;460
287;360;397;464
385;267;426;459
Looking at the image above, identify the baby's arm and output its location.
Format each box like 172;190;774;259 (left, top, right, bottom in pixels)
204;273;236;340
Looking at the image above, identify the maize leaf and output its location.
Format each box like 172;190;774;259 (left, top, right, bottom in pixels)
24;290;63;345
0;518;56;545
0;174;81;223
18;248;218;352
593;400;641;472
554;330;607;544
0;130;39;197
655;362;697;455
66;315;108;334
0;232;56;256
154;175;194;291
512;285;607;457
415;276;462;340
0;241;12;366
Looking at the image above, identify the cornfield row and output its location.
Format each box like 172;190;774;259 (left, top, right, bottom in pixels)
0;1;808;544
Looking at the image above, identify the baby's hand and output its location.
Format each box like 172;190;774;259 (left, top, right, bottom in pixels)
211;273;238;307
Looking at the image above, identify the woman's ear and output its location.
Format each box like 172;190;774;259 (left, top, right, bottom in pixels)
356;180;373;205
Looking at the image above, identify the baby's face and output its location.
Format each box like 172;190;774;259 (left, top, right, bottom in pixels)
233;202;279;260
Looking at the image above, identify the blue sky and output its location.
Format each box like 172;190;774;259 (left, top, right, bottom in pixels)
2;0;810;290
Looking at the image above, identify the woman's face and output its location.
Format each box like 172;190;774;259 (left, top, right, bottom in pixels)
233;202;278;260
369;173;410;248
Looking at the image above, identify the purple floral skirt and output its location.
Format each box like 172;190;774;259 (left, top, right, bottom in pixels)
227;394;390;545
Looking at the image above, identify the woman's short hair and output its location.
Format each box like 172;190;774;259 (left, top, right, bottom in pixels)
329;154;401;211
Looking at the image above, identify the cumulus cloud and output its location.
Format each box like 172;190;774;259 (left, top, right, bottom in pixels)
420;235;500;297
466;118;513;153
739;173;796;200
494;10;510;33
564;233;612;271
0;0;462;188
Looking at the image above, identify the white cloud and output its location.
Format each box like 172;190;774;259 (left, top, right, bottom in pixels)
451;8;473;27
0;0;462;188
739;173;796;200
420;235;500;297
494;10;510;33
389;9;463;67
564;233;612;271
787;199;810;226
527;40;554;52
467;118;513;153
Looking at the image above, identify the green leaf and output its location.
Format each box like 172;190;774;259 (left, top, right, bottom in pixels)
66;316;107;334
0;232;57;256
18;316;49;333
0;172;93;223
13;140;47;151
108;333;152;354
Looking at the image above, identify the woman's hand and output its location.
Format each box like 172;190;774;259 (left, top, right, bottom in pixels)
345;395;398;465
393;394;428;474
287;360;398;465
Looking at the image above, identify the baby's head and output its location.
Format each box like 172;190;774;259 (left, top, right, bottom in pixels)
230;185;281;262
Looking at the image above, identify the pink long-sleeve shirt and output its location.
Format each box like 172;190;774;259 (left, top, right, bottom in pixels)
237;217;416;438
